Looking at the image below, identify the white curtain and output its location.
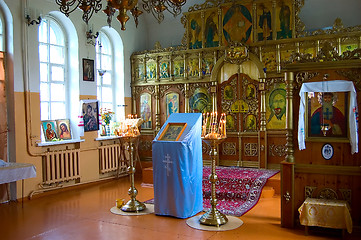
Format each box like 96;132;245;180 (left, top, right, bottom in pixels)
298;80;358;154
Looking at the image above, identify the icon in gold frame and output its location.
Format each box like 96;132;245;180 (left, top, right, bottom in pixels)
158;122;187;141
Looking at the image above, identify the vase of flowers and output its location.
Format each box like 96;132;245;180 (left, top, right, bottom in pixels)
100;108;114;136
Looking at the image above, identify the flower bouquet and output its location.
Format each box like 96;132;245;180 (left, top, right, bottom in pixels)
100;108;114;136
100;108;114;125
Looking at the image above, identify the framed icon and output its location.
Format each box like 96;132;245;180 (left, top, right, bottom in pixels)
41;120;58;141
158;122;187;141
306;92;348;141
83;58;94;81
140;93;152;129
165;92;179;119
82;101;99;132
56;119;72;140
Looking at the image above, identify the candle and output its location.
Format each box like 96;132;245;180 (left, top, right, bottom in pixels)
202;112;227;139
214;112;218;133
208;112;213;134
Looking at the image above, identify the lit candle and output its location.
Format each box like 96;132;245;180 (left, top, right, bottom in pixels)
208;112;213;134
213;112;218;133
217;113;222;135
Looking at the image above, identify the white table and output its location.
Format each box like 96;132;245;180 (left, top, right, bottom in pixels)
0;162;36;205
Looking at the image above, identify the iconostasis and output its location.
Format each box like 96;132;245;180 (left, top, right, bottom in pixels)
131;0;361;168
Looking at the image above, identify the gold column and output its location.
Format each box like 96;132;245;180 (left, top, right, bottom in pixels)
131;58;136;85
184;83;189;113
276;44;281;73
184;53;188;80
143;56;147;83
130;59;137;115
272;0;277;41
211;81;217;112
155;85;161;131
156;56;160;82
259;78;267;131
201;11;205;49
285;71;294;163
213;50;217;68
132;86;136;114
199;52;202;79
259;46;263;62
218;8;222;46
337;37;341;55
170;54;174;82
295;41;300;53
292;0;296;38
252;2;257;42
282;71;295;228
259;78;267;168
316;40;320;55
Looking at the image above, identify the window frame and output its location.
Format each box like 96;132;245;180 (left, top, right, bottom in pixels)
96;31;115;115
0;14;4;52
38;16;68;121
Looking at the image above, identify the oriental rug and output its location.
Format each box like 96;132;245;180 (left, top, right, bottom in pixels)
202;166;278;216
145;166;279;217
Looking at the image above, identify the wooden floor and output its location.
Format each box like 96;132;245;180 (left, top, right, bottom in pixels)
1;175;359;240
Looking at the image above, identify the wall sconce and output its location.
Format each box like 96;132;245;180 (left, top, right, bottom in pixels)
86;28;99;46
26;14;42;26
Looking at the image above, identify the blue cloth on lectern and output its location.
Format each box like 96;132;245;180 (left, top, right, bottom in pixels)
152;113;203;218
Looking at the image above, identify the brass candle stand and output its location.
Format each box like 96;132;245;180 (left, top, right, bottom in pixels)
199;112;228;226
121;135;146;212
200;137;228;226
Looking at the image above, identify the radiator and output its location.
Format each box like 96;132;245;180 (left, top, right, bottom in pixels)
42;149;80;185
99;144;127;174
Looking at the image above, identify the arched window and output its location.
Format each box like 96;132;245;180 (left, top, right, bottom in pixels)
96;31;113;112
0;15;3;52
38;17;67;120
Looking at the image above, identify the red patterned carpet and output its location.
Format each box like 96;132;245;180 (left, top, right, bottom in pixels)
202;166;279;216
145;166;279;216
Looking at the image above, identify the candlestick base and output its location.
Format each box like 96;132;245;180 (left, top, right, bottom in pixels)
199;208;228;226
121;199;146;212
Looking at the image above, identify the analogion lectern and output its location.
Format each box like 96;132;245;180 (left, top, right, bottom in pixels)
152;113;203;218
